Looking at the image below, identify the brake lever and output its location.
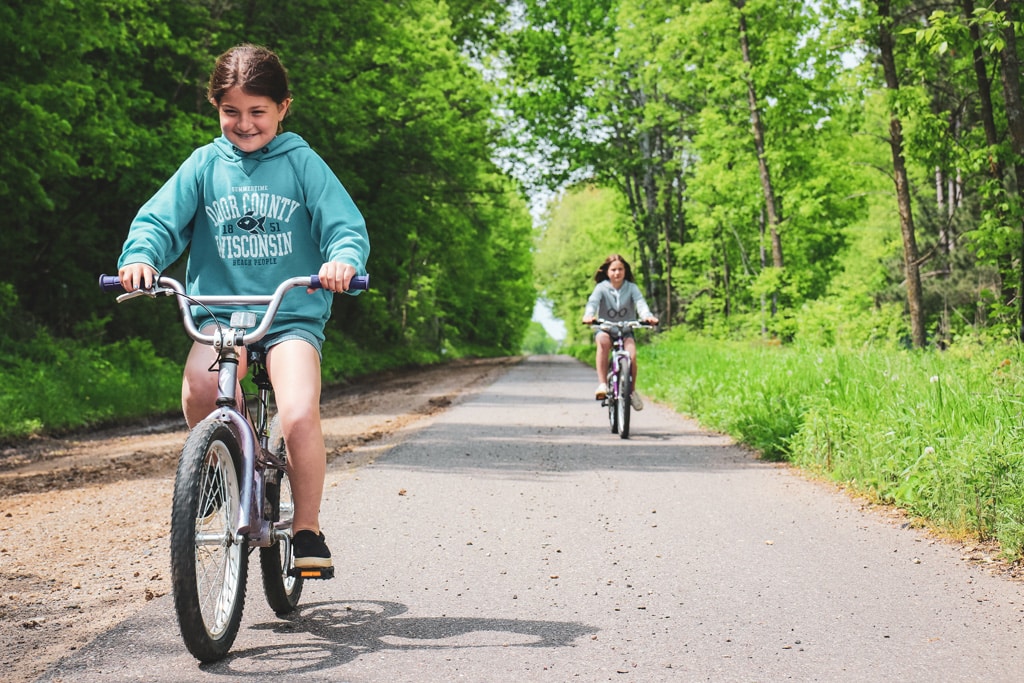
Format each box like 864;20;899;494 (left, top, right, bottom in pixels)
115;285;175;303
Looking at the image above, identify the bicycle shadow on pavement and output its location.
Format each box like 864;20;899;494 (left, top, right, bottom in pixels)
213;599;597;677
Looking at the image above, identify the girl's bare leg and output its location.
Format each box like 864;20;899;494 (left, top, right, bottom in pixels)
266;339;326;535
595;332;612;384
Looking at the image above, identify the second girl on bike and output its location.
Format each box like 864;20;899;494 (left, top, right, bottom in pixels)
581;254;659;409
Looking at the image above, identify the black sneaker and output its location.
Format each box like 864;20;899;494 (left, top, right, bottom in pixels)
293;530;333;569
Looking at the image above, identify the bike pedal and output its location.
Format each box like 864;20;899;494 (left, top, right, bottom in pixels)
289;566;335;580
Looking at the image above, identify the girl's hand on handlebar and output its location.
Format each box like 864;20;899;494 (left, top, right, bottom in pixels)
582;316;596;325
644;317;659;326
118;263;158;292
314;261;357;293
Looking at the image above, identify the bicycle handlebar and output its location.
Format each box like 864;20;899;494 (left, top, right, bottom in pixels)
98;273;369;347
588;319;655;331
97;273;369;294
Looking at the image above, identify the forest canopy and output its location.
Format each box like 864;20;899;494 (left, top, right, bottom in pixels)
501;0;1024;349
5;0;1024;365
1;0;533;363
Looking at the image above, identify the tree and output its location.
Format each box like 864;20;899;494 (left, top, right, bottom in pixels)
736;0;784;274
502;0;858;339
1;0;215;346
900;1;1024;340
249;0;534;355
991;0;1024;336
499;0;687;322
867;0;927;347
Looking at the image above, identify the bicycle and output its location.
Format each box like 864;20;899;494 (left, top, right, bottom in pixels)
590;319;653;439
98;272;368;662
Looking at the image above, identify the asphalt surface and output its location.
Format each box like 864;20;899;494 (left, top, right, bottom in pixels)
39;355;1024;682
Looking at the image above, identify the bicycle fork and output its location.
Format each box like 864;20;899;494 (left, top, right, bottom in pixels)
606;345;624;403
210;341;272;546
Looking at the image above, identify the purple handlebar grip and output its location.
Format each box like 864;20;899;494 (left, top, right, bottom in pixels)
98;274;125;293
310;274;370;291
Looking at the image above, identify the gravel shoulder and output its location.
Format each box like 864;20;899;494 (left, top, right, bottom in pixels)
0;356;520;683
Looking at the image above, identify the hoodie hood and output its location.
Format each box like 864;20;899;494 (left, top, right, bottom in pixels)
213;132;310;174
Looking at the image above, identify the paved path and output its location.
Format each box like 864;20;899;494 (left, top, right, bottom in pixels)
40;355;1024;682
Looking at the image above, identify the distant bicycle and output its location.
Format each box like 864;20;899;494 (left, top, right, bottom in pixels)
99;272;368;662
590;319;653;439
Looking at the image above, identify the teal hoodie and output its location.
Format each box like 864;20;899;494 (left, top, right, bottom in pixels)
118;132;369;343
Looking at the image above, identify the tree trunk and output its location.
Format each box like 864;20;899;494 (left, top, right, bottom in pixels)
759;205;770;332
966;0;1003;180
993;0;1024;338
965;0;1014;307
876;0;926;347
663;214;672;325
736;1;784;272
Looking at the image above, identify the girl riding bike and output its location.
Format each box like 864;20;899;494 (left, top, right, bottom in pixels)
116;44;369;574
581;254;658;409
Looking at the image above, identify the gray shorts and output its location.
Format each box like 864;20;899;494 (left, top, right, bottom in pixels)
595;329;634;341
251;329;323;361
200;324;323;360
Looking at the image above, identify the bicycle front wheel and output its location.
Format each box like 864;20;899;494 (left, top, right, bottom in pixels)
617;358;632;439
170;420;247;663
260;415;303;614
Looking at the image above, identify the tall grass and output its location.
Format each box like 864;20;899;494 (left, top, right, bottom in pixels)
637;328;1024;559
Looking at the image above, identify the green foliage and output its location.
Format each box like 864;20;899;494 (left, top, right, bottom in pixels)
521;321;560;355
640;330;1024;559
0;0;536;442
502;0;1024;348
0;333;180;443
505;0;859;329
2;0;531;374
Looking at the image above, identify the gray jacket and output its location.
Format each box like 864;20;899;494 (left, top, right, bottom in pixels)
584;280;653;322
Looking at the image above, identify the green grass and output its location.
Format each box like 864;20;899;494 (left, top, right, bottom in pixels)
0;336;182;442
635;328;1024;559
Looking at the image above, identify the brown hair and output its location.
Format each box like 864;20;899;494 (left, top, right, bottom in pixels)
207;44;292;105
594;254;636;283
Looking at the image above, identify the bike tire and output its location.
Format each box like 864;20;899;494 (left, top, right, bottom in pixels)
607;370;618;434
260;415;304;614
618;358;632;439
170;419;247;663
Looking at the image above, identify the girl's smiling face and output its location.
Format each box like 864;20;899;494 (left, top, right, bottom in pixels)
214;86;291;153
607;260;626;288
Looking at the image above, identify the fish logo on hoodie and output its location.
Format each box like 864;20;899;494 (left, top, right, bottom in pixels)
237;211;267;235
